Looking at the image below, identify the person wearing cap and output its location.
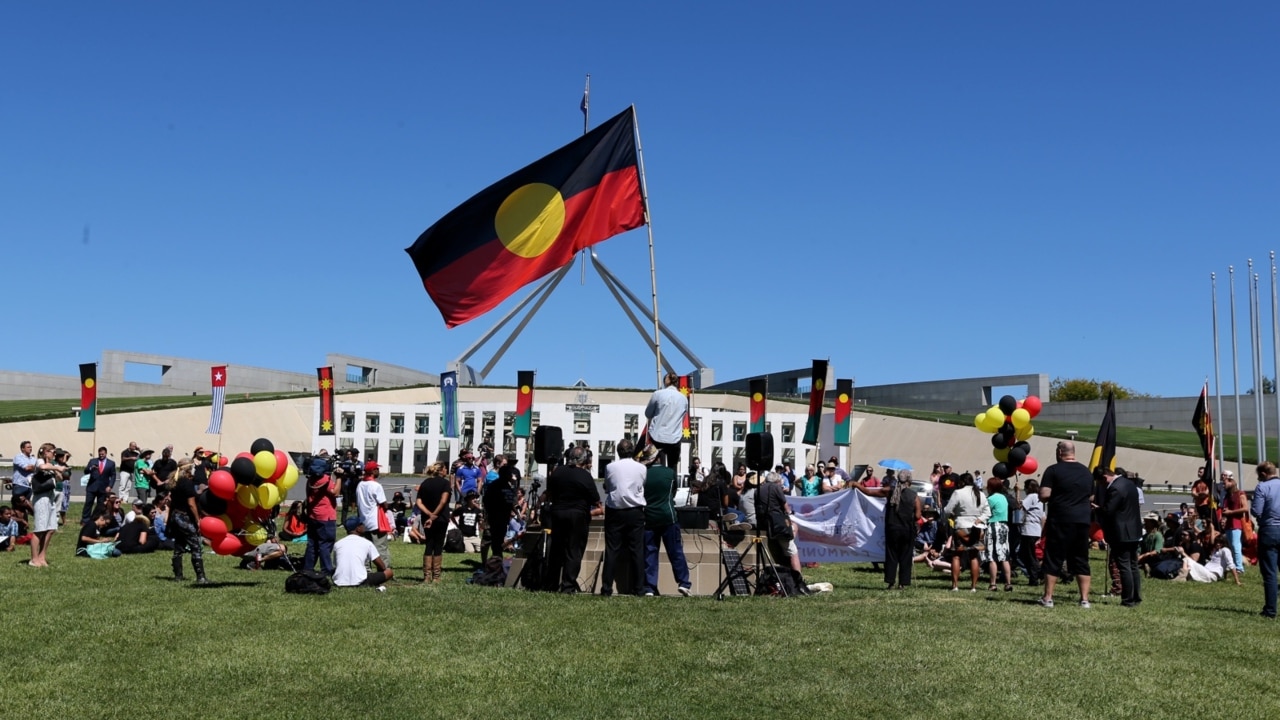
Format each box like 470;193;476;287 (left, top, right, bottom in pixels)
601;437;648;597
1250;461;1280;618
642;442;692;596
333;516;394;590
304;456;339;577
1136;512;1166;574
644;372;688;471
1098;465;1143;607
454;451;483;504
356;460;391;567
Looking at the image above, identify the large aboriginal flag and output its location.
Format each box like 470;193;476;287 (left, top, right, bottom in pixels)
515;371;534;438
749;379;766;434
802;360;828;446
318;367;336;436
1192;382;1215;488
833;379;853;446
406;107;646;328
78;363;96;432
1088;392;1117;472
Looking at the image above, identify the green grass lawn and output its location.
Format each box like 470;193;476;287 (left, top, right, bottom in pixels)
1;508;1275;719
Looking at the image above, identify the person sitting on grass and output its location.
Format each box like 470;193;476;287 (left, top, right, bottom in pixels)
279;501;308;543
334;516;394;590
76;511;119;558
1171;532;1241;585
0;506;18;552
242;535;288;570
1136;512;1165;575
117;507;160;555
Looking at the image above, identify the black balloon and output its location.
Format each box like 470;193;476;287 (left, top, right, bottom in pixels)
998;395;1018;416
1015;441;1032;455
250;438;275;455
992;462;1011;479
199;488;228;516
230;456;261;486
1008;447;1027;468
991;432;1007;448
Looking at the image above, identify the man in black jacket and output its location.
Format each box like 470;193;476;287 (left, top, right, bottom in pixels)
1100;466;1143;607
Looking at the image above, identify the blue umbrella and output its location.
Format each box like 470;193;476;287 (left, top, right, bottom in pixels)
879;458;912;471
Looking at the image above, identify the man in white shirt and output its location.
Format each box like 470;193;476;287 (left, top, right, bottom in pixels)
600;437;648;596
334;517;394;589
644;373;688;470
356;461;391;567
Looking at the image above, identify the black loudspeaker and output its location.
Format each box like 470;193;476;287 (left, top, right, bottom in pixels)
534;425;564;464
676;505;710;530
745;432;774;472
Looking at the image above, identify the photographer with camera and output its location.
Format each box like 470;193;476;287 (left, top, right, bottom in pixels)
331;448;359;523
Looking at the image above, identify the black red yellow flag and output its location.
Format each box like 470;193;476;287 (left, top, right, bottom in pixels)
318;367;335;436
1088;392;1117;471
833;379;853;447
78;363;96;432
678;375;692;442
406;107;646;328
1192;382;1215;485
802;360;828;446
749;379;766;435
515;371;534;438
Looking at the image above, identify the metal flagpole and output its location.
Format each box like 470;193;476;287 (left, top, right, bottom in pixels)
1249;261;1263;461
630;105;663;387
1211;273;1225;475
1229;266;1244;479
579;74;590;286
1272;252;1280;455
1254;270;1267;461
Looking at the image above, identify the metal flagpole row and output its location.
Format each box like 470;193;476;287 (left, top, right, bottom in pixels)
1211;273;1225;475
1249;261;1265;462
1229;266;1244;480
1255;270;1267;461
1272;252;1280;456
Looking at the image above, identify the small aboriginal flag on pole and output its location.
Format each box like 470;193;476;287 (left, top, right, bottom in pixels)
749;379;766;434
1192;381;1215;487
206;366;227;435
78;363;97;432
515;371;534;438
1088;392;1117;472
406;106;646;328
318;367;335;436
679;375;692;442
833;379;853;446
802;360;828;446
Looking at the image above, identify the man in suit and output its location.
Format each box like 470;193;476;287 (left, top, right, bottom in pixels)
82;446;115;524
1099;465;1143;607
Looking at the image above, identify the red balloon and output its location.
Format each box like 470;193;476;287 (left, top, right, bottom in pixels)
199;516;229;543
208;470;236;500
1018;456;1039;475
1022;396;1043;418
226;501;249;525
268;450;289;482
213;534;245;556
218;455;229;467
251;505;273;522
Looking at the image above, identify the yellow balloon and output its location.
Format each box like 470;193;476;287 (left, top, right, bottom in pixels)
277;463;299;491
974;412;988;430
253;450;277;479
216;514;233;533
243;520;267;547
987;406;1005;426
235;484;259;509
993;447;1010;462
1016;423;1034;441
257;482;281;509
1011;408;1031;429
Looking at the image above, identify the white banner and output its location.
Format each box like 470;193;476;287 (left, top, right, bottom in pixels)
786;489;885;563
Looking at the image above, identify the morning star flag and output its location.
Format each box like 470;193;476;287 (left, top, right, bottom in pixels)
1088;392;1117;472
206;366;227;435
833;379;853;446
802;360;828;446
514;371;534;438
441;371;459;438
1192;382;1215;485
405;107;646;328
78;363;96;432
318;367;335;436
678;375;692;442
749;379;767;434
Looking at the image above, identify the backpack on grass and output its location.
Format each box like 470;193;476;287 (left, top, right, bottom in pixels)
285;569;332;595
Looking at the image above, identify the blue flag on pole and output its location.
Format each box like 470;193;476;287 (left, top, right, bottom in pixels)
441;371;459;438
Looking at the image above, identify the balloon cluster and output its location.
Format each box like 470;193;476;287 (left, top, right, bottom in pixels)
198;438;299;556
973;395;1042;479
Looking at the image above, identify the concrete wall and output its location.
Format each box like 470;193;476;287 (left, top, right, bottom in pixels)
326;354;437;388
853;374;1052;413
707;364;837;397
1036;393;1280;437
0;371;82;401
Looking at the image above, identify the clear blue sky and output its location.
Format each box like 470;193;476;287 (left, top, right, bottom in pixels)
3;3;1278;397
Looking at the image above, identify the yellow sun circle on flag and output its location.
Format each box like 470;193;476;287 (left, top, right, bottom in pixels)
84;379;94;389
520;386;531;394
752;392;763;402
815;379;824;391
838;393;849;404
496;183;565;258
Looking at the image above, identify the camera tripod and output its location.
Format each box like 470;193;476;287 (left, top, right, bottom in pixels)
714;518;790;599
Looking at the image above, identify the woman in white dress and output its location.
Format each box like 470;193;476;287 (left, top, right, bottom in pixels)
28;443;67;567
